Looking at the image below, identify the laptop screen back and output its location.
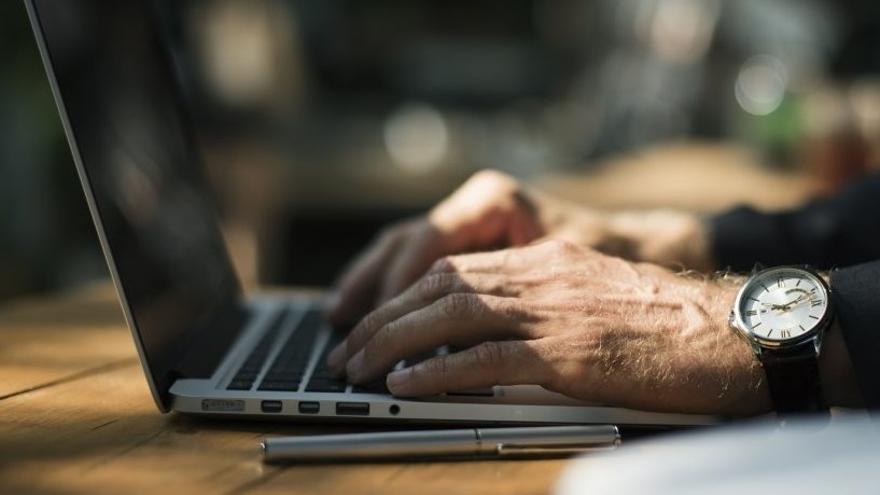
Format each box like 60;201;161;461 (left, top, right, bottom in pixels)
27;0;244;410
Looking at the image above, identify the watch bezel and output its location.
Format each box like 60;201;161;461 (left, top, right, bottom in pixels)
730;266;833;350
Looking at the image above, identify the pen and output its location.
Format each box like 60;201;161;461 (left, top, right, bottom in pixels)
261;425;620;463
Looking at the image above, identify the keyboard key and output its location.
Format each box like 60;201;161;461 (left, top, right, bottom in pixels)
305;378;348;393
352;380;390;394
256;307;324;392
447;387;495;397
258;380;300;391
304;331;348;392
262;371;304;382
226;308;291;391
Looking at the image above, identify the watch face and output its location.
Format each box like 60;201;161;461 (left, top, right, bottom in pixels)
735;267;830;344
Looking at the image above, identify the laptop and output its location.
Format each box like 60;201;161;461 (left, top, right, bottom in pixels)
25;0;714;427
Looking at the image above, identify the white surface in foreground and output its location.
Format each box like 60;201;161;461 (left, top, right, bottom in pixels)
557;414;878;494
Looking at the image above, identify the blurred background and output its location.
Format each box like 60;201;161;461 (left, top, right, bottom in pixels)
2;0;879;301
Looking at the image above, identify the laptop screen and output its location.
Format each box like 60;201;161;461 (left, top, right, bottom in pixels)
28;0;244;410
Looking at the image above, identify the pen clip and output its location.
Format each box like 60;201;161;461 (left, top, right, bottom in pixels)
495;439;621;457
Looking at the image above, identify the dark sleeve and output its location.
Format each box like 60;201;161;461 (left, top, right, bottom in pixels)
710;174;880;272
830;262;880;409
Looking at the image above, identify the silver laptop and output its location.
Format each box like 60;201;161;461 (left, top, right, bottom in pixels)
26;0;713;427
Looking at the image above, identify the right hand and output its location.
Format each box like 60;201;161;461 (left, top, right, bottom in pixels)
325;169;712;325
327;240;768;415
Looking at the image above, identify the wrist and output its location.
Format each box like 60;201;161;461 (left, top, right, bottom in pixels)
606;211;716;272
702;276;774;415
723;267;861;415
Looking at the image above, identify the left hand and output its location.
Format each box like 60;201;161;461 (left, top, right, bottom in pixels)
325;170;714;327
326;240;772;416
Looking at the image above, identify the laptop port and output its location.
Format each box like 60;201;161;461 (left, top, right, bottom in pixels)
335;402;370;416
298;401;320;414
260;400;283;413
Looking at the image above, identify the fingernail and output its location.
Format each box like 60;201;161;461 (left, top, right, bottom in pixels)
386;369;410;394
345;349;366;382
326;341;346;370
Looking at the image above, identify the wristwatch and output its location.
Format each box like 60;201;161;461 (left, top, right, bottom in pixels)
729;266;834;415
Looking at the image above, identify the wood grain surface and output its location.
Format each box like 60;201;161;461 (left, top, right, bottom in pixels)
0;285;572;495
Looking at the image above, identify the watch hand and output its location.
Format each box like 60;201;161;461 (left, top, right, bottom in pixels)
786;298;811;310
780;295;810;311
789;294;807;305
767;294;809;312
763;302;789;311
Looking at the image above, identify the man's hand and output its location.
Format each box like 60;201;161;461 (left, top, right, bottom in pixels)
326;169;714;325
327;240;772;416
326;169;598;324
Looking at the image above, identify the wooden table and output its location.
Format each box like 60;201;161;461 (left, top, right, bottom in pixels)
0;284;570;495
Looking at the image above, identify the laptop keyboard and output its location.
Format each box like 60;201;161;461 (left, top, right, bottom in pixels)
257;308;324;391
226;308;291;390
305;330;349;392
226;305;450;395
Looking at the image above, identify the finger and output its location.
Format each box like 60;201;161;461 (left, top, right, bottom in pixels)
375;171;530;304
385;339;553;396
423;250;535;278
326;221;415;324
327;272;521;372
376;222;446;304
345;293;541;384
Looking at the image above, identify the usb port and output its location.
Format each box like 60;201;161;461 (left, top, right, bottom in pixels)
298;401;320;414
335;402;370;416
261;400;283;413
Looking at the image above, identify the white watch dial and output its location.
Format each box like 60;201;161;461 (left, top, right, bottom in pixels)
736;268;830;343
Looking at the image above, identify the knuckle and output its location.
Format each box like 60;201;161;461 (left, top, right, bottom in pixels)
544;238;579;255
367;323;397;354
428;256;456;274
346;323;373;352
424;356;450;379
469;170;518;196
417;273;455;299
472;341;506;369
437;293;477;318
416;356;451;390
470;169;511;185
354;311;380;338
